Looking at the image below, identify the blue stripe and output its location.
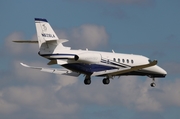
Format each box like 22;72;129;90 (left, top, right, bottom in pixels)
35;18;48;22
110;62;127;68
101;61;107;63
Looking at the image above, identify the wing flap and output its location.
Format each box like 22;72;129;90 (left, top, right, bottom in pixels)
20;63;80;77
92;60;157;76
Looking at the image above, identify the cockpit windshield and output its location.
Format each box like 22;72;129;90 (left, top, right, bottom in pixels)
148;59;153;63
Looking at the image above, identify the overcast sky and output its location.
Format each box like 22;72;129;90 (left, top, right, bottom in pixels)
0;0;180;119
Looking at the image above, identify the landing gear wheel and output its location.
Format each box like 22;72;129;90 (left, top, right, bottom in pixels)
102;78;110;85
84;79;91;85
150;82;156;87
84;76;91;85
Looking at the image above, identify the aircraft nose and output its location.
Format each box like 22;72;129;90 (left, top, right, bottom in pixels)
157;65;167;76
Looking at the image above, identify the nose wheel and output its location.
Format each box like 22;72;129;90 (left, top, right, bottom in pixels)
150;78;156;87
150;82;156;87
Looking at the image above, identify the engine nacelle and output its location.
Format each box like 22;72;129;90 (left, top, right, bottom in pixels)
74;53;101;63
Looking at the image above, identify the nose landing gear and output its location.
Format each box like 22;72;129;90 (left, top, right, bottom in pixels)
150;82;156;87
150;77;156;87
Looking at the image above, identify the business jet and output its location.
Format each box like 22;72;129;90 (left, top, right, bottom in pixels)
13;18;167;87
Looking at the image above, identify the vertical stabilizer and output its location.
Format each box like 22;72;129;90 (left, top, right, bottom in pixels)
35;18;66;54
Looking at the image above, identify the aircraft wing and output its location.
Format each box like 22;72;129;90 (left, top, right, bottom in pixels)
92;60;157;76
20;63;80;77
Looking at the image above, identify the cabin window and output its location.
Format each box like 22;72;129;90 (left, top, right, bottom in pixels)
131;60;134;64
122;59;125;63
118;58;120;63
127;59;129;63
113;58;116;62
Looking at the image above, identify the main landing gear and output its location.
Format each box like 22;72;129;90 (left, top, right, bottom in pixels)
84;76;110;85
102;78;110;85
150;77;156;87
84;75;91;85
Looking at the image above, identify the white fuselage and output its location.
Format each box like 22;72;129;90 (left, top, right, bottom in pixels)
16;18;167;87
40;49;167;78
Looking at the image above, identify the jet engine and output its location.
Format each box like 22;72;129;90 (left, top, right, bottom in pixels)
74;53;101;63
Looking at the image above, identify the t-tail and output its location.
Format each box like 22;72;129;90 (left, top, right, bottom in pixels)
13;18;70;54
35;18;70;54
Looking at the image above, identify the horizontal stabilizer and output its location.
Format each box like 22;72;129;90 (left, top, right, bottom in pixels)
20;63;80;77
57;39;69;43
13;39;68;44
13;40;38;43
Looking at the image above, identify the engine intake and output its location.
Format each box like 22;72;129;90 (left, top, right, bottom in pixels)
74;55;79;61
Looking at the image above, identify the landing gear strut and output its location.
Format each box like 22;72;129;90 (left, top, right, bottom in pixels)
84;75;91;85
102;78;110;85
150;78;156;87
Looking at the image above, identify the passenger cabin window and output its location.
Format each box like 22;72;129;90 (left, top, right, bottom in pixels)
131;60;134;64
118;58;120;63
127;59;129;63
113;58;116;62
122;59;125;63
